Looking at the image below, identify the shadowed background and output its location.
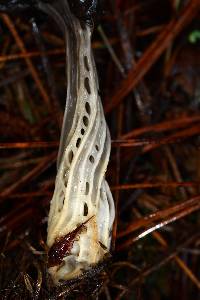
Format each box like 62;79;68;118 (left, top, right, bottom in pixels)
0;0;200;299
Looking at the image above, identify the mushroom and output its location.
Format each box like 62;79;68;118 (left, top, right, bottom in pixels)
38;0;115;284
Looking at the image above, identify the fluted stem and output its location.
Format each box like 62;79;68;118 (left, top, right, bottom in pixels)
38;0;115;284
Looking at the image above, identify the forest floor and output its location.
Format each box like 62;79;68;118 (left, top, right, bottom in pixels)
0;0;200;299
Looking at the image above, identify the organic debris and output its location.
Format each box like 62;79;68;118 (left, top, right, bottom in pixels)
0;0;200;299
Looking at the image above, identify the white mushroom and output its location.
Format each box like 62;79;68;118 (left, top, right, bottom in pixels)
38;1;115;284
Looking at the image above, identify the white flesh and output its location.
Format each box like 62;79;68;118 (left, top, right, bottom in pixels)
46;18;115;284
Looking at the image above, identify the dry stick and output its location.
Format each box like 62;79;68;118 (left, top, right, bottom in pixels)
117;194;200;238
0;35;10;69
0;141;59;149
1;14;53;114
123;1;162;17
111;181;200;191
0;128;199;149
152;231;200;290
153;142;199;287
2;208;35;231
164;146;188;198
0;193;45;228
114;0;153;124
117;201;200;251
121;114;200;140
0;135;187;149
112;137;183;147
105;0;199;114
0;155;42;169
0;48;65;63
0;40;118;63
116;232;200;300
137;25;163;37
0;152;56;200
98;26;125;75
142;124;200;153
119;206;200;290
174;256;200;289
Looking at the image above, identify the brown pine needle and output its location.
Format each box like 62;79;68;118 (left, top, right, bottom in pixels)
105;0;199;113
